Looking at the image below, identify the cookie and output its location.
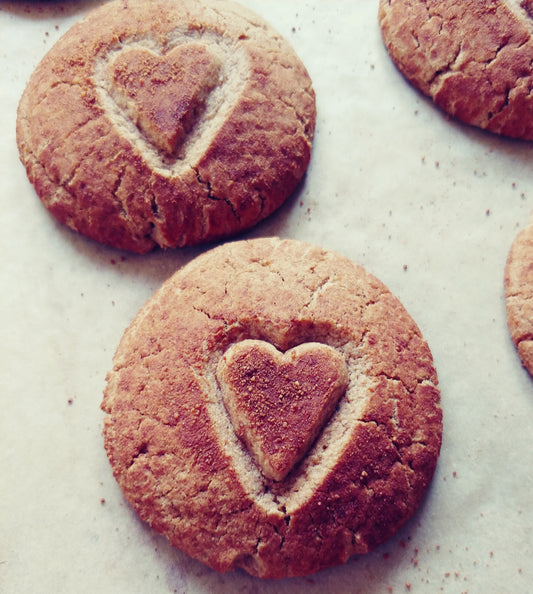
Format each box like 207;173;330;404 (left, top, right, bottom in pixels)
379;0;533;139
101;237;442;578
16;0;315;253
505;217;533;374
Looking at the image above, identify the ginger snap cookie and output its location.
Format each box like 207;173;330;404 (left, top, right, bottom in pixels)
16;0;315;253
505;217;533;374
379;0;533;139
101;237;442;578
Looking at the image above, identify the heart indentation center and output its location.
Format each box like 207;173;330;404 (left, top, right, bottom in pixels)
109;43;221;155
216;340;349;481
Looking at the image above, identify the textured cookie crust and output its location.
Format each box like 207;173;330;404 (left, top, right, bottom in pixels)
16;0;315;253
379;0;533;139
505;218;533;374
102;237;442;578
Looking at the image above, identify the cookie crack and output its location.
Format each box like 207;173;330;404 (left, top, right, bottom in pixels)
28;116;139;228
192;304;213;320
193;166;241;223
516;331;533;344
276;89;315;136
300;273;337;312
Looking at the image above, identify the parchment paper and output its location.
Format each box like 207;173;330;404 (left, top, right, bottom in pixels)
1;1;532;592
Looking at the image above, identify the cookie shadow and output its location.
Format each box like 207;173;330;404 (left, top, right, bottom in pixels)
396;71;533;179
0;0;104;19
241;172;311;241
155;472;438;593
51;173;309;290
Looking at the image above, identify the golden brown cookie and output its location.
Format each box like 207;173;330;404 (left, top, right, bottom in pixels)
16;0;315;253
379;0;533;139
101;237;442;578
505;217;533;374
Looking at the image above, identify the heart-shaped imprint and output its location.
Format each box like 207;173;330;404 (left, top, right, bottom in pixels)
216;340;349;481
109;44;221;156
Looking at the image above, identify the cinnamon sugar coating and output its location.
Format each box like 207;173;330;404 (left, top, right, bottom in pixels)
379;0;533;138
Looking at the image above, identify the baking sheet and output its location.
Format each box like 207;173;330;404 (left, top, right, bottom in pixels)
1;1;532;592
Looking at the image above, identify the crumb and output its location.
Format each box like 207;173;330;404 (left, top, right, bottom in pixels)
110;258;116;265
403;264;408;271
485;209;490;216
405;582;411;590
453;471;457;478
435;161;440;168
100;498;106;505
67;398;73;405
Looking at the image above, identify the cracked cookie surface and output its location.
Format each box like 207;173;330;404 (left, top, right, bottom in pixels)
379;0;533;138
16;0;315;253
101;237;442;578
505;217;533;374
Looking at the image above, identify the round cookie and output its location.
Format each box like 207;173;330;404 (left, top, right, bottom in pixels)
505;217;533;374
101;237;442;578
16;0;315;253
379;0;533;139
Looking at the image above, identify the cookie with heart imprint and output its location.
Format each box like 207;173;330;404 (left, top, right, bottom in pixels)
16;0;315;253
379;0;533;139
102;237;442;578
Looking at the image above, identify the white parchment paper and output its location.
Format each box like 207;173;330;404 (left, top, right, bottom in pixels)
1;1;532;592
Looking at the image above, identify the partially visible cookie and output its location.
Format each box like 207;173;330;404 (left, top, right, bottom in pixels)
101;237;442;578
17;0;315;253
379;0;533;139
505;216;533;374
